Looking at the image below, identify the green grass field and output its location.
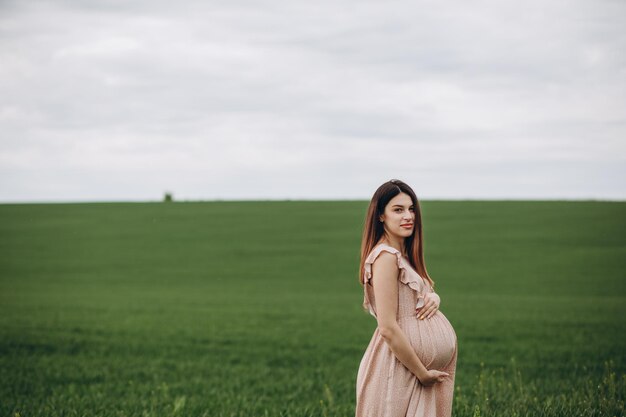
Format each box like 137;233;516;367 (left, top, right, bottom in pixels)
1;200;624;416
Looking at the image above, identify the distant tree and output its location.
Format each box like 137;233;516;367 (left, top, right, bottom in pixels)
164;192;173;202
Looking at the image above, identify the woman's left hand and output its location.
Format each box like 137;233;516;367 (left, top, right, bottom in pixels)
416;292;440;319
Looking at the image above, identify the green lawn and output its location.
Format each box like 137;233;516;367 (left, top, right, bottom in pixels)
0;200;624;416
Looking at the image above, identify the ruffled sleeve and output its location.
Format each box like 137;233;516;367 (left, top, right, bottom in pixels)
362;244;429;317
363;244;404;285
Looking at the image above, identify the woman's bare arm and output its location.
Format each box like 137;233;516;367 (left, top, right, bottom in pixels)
371;252;429;379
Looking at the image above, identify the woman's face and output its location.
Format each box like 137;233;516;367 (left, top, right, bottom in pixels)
380;192;415;238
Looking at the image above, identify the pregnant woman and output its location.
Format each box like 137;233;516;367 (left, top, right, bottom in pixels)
356;179;458;417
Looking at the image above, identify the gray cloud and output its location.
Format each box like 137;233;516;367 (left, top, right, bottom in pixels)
1;0;625;201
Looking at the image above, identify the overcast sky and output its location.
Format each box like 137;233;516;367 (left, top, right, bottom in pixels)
1;0;624;202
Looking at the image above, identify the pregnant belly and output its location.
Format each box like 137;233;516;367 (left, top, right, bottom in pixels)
399;310;457;370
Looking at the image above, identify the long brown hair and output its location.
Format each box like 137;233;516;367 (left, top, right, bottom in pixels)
358;179;434;288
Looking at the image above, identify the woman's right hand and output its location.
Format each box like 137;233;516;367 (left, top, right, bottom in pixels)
418;369;449;386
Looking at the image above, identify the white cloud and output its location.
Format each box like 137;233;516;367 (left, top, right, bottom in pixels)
0;0;624;201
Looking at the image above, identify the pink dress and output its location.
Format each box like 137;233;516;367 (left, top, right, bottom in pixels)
356;244;458;417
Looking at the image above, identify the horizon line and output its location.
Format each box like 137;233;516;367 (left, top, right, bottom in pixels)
0;197;624;205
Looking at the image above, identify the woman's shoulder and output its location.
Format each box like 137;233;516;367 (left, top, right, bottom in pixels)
363;244;404;286
365;243;403;266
